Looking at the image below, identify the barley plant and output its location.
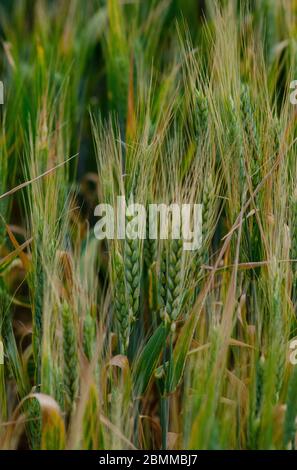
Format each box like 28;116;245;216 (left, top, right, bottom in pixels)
1;0;297;451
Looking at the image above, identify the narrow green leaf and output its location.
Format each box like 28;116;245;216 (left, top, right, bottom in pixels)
169;308;198;393
133;323;169;396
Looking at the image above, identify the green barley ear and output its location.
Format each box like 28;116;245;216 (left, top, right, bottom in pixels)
166;238;183;321
144;205;158;327
240;84;262;266
54;366;65;412
144;207;157;269
159;246;167;312
158;235;183;448
228;97;245;194
82;384;104;450
144;236;158;268
195;90;208;137
202;172;215;248
240;84;261;189
62;302;79;414
125;236;141;315
125;213;142;321
192;171;216;283
290;188;297;301
146;261;160;333
113;250;129;353
83;312;96;362
32;252;44;381
123;197;143;345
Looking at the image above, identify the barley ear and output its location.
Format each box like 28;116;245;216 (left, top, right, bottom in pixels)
125;217;142;320
113;250;129;353
62;302;79;414
83;312;96;362
240;84;261;189
166;238;183;322
195;90;208;137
